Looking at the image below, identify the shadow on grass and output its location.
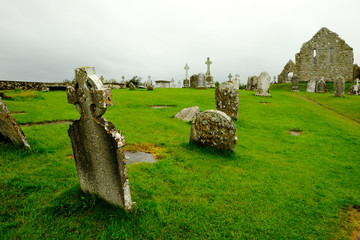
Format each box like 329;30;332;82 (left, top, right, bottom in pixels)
181;142;239;161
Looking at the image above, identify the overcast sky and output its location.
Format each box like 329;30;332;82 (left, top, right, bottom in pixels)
0;0;359;84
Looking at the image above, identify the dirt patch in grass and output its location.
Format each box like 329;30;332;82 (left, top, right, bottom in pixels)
289;129;302;136
337;206;360;240
124;143;165;160
20;120;73;128
12;111;26;114
149;105;174;108
259;102;271;104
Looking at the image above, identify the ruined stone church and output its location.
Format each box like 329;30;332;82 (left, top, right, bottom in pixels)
278;27;354;83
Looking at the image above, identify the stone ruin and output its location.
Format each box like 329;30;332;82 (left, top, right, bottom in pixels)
278;60;295;83
0;97;30;148
215;82;239;120
67;66;132;211
279;27;354;84
246;76;258;91
334;75;345;97
255;72;271;97
190;110;237;152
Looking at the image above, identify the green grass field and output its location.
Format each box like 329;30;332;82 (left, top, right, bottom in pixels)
1;85;360;239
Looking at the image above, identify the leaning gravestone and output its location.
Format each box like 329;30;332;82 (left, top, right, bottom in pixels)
334;76;345;97
306;79;316;92
291;75;300;92
255;72;271;97
174;106;200;121
215;82;239;120
129;82;136;90
316;77;326;93
0;97;30;148
190;110;237;152
67;66;132;211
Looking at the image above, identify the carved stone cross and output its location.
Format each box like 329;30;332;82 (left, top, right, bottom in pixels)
184;64;190;80
228;73;232;81
205;57;212;76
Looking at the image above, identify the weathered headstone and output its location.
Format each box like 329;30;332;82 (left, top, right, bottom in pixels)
0;97;30;148
306;79;316;92
174;106;200;121
190;110;237;152
144;76;153;88
196;73;207;89
190;74;198;88
183;64;190;88
316;77;326;93
129;82;136;90
67;66;132;211
232;74;240;90
246;76;258;91
291;75;300;92
334;76;345;97
255;72;271;97
215;82;239;120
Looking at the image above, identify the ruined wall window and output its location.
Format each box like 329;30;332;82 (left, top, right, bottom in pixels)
329;47;334;64
313;48;317;64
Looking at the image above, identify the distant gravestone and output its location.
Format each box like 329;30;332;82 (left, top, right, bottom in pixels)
232;74;240;90
306;79;316;92
144;76;153;88
255;72;271;97
183;64;190;88
129;82;136;90
190;110;237;152
334;76;345;97
316;77;326;93
67;66;132;211
246;76;258;91
174;106;200;121
215;82;239;120
196;73;207;89
190;74;198;88
348;78;359;95
0;97;30;148
291;75;300;92
205;75;215;88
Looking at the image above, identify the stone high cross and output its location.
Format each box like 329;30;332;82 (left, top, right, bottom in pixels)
184;64;190;80
205;57;212;76
228;73;232;81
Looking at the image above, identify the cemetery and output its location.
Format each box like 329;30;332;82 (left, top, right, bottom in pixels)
1;71;360;238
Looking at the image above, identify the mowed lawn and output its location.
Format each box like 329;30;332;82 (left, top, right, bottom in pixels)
1;85;360;239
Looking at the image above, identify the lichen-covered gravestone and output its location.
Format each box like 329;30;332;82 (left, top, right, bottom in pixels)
0;97;30;148
334;76;345;97
246;76;258;91
215;82;239;120
291;75;300;92
255;72;271;97
67;66;132;211
190;110;237;152
316;77;326;93
196;73;207;89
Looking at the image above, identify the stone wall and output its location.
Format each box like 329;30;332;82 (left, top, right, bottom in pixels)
0;80;66;90
278;60;295;83
295;27;353;82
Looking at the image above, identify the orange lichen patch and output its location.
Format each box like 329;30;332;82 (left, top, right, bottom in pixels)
336;206;360;240
124;143;165;160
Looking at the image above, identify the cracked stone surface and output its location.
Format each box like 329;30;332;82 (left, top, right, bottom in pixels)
190;110;237;152
0;97;30;148
215;82;239;120
67;66;132;211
